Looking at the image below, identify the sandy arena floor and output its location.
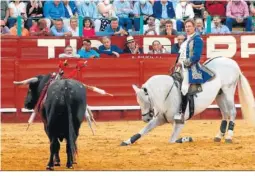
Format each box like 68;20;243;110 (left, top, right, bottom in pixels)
1;120;255;171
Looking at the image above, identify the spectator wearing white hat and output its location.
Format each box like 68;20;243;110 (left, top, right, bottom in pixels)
123;36;143;54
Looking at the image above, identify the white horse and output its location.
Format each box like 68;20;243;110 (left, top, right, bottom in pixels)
121;57;255;145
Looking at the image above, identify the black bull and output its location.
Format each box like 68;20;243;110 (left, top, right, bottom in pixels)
19;74;86;170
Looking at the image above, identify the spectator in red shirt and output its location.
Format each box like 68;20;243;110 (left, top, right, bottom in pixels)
30;19;51;36
205;1;227;19
83;17;95;37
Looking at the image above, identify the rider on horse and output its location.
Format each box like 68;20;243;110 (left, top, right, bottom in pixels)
174;19;214;123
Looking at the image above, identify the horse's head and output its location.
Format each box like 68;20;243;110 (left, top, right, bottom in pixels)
132;84;154;123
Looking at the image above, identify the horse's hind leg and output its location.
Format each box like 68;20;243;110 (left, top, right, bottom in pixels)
214;92;229;142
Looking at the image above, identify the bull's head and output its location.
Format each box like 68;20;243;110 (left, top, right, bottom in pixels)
13;75;51;110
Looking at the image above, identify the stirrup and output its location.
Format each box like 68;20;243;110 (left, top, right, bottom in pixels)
174;113;184;124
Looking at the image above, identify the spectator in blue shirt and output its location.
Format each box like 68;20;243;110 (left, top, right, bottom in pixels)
50;18;72;36
153;0;177;31
104;18;129;36
211;16;230;34
113;0;133;31
78;39;100;59
98;36;123;58
133;0;153;31
171;34;185;54
43;0;65;27
63;0;78;18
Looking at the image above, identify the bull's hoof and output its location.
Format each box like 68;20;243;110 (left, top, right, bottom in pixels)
46;166;54;171
54;162;61;166
214;137;221;142
66;166;74;169
120;142;128;146
225;139;233;143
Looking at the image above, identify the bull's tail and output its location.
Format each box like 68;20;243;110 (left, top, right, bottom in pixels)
64;81;77;159
238;71;255;127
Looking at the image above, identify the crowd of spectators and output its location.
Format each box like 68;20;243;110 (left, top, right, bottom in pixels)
1;0;255;37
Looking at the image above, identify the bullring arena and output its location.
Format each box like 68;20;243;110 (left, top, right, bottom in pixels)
1;15;255;171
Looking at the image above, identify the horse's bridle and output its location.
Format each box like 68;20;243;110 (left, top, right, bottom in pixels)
141;88;155;118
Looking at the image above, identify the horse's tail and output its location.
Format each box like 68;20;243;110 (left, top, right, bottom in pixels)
238;71;255;127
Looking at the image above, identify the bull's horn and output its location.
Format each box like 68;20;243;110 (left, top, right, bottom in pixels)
132;84;140;94
13;77;38;85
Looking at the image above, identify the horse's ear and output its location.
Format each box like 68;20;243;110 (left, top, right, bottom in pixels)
132;84;140;94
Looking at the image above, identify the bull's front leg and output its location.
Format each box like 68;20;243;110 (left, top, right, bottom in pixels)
120;117;165;146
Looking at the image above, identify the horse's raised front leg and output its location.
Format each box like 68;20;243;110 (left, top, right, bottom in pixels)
120;117;164;146
169;122;192;143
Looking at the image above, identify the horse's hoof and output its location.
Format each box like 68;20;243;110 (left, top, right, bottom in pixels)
214;137;221;142
225;139;233;143
120;142;128;146
54;162;61;166
46;166;54;171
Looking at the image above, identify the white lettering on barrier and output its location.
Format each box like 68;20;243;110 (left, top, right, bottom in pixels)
38;39;66;59
207;36;237;59
240;36;255;58
143;37;171;54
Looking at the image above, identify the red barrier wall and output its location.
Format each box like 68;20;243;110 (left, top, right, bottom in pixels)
1;35;255;122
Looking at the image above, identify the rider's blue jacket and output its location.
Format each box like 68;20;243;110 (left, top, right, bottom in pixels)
183;33;214;84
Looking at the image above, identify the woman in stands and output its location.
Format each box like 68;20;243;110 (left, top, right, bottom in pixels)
97;0;116;31
83;17;95;37
8;0;27;28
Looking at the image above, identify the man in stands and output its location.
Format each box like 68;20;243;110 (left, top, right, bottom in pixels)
1;20;10;35
78;39;100;59
98;36;123;58
144;15;159;35
211;16;230;34
148;40;167;54
226;0;253;32
59;45;80;58
195;18;205;35
50;18;72;36
113;0;133;32
43;0;65;27
171;34;185;54
133;0;153;31
104;18;128;36
153;0;176;31
9;19;29;36
30;19;51;36
123;36;143;54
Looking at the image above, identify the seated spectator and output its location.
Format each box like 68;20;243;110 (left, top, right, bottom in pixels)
8;0;27;28
63;0;78;27
83;17;95;37
123;36;143;54
26;0;43;19
1;0;9;25
1;20;10;35
189;1;205;18
171;34;185;54
175;0;195;32
226;0;253;32
250;1;255;16
68;16;78;36
30;19;51;36
148;40;167;54
160;20;177;36
78;39;100;59
133;0;153;31
76;0;101;32
205;1;227;20
97;0;117;31
153;0;177;31
51;18;72;36
43;0;65;28
98;36;123;58
195;18;205;35
113;0;133;32
211;16;230;34
144;15;160;35
59;45;80;58
203;10;214;32
104;18;128;36
9;19;29;36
